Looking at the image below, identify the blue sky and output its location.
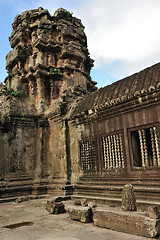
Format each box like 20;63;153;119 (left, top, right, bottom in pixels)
1;0;160;88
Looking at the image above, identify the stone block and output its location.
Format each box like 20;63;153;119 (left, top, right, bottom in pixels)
46;201;65;214
48;196;63;203
88;201;97;208
93;206;160;238
148;206;160;219
67;205;92;223
74;199;81;205
47;196;71;205
122;184;137;211
81;199;88;207
15;196;29;203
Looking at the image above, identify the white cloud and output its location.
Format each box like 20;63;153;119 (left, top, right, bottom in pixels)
16;0;160;68
74;0;160;80
3;0;160;86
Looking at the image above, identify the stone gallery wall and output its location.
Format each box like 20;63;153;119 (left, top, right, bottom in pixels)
1;7;160;202
69;103;160;182
0;7;95;197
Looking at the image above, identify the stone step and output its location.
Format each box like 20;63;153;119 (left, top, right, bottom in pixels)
75;184;160;191
78;176;160;181
77;179;160;187
74;184;160;194
73;184;160;202
0;194;51;203
72;194;160;210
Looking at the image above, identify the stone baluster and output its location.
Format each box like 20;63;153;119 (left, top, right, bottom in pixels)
142;129;149;167
150;127;157;166
80;141;83;169
88;140;90;170
111;135;115;168
116;134;121;168
106;136;110;169
114;134;118;168
103;137;106;169
104;137;108;169
119;134;124;168
85;141;87;169
102;137;106;168
89;140;92;170
153;127;160;166
84;141;86;170
88;140;91;170
90;139;93;169
92;140;95;170
108;135;112;168
138;130;145;167
82;141;85;170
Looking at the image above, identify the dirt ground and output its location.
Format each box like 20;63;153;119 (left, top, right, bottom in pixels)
0;198;153;240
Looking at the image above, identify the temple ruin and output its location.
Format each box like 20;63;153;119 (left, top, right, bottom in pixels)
1;7;160;210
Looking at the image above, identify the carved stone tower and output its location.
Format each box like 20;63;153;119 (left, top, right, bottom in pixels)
5;7;96;113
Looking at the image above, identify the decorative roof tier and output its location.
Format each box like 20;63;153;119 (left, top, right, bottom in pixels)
72;62;160;118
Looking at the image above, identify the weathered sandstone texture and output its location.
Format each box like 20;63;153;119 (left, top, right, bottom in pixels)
46;201;65;214
122;184;137;211
0;7;96;198
1;7;160;240
67;205;92;223
93;206;160;238
148;206;160;219
5;7;96;113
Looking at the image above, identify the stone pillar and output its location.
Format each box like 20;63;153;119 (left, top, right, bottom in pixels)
122;184;137;211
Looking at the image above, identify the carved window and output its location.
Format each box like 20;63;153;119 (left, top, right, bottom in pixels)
79;138;97;170
101;133;125;169
131;126;160;167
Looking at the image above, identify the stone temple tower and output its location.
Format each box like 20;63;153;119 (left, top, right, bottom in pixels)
5;7;96;113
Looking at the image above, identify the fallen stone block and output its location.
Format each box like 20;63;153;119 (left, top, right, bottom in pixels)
93;206;160;238
88;201;97;208
67;205;92;223
15;196;29;203
148;206;160;219
46;201;65;214
47;196;71;205
48;196;63;204
81;199;88;207
48;196;71;204
74;199;81;205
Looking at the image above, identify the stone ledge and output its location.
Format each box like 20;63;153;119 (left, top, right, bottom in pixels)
92;206;160;238
71;194;160;210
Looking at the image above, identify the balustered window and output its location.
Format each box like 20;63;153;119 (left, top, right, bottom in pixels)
79;138;97;170
101;133;125;169
131;126;160;167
